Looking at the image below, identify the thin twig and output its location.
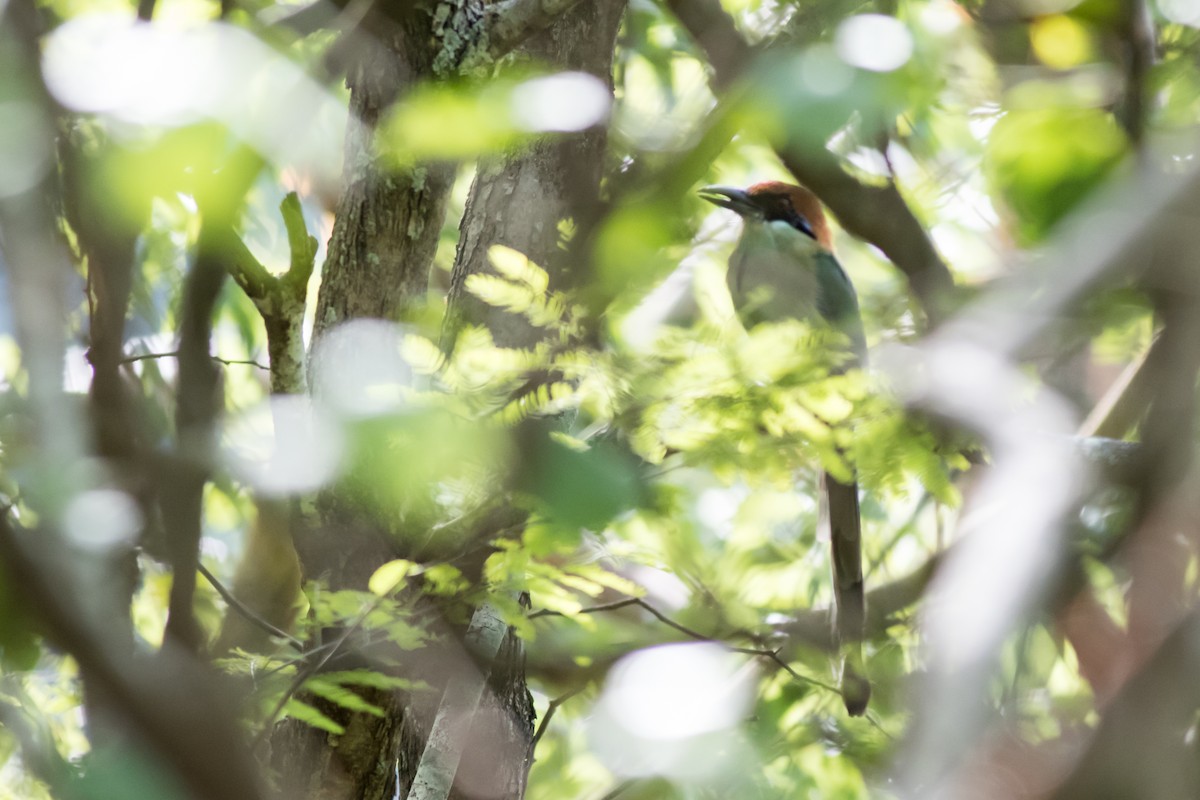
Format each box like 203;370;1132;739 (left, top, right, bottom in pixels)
760;650;839;695
534;596;838;693
253;591;389;750
528;597;639;619
198;563;303;648
531;685;585;749
119;350;270;371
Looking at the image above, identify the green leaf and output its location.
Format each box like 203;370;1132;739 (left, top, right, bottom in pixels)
283;698;346;735
368;559;416;596
401;334;447;375
465;274;537;314
518;424;644;529
986;106;1126;242
320;669;427;692
379;81;523;162
304;677;385;717
489;245;549;295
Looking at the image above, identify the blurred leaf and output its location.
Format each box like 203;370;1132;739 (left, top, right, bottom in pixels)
368;559;416;596
518;423;644;530
283;698;346;735
379;80;523;163
73;745;188;800
319;669;427;692
490;245;549;295
304;676;386;717
986;106;1126;242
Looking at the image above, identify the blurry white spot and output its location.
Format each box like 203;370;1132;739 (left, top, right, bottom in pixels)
696;486;746;537
931;223;1003;281
626;565;691;610
63;345;92;394
920;0;964;34
799;45;855;97
588;643;755;781
510;72;611;132
0;103;52;198
310;320;414;416
63;489;142;550
835;15;914;73
200;536;229;560
43;15;207;123
847;146;891;179
1160;0;1200;25
599;643;753;741
968;111;1001;141
41;16;345;186
902;339;1082;672
224;395;344;495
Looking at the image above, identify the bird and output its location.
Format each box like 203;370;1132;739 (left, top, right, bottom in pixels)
700;180;870;716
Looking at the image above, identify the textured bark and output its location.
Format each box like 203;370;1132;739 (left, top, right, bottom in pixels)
272;0;628;795
273;3;586;798
436;4;625;799
274;9;461;798
312;30;455;340
271;688;433;800
444;0;625;348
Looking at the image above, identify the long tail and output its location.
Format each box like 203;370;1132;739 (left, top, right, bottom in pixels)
824;472;870;716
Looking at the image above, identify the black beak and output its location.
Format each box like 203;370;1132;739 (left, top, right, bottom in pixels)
698;185;760;219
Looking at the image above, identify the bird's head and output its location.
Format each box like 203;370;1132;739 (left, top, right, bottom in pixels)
699;180;834;251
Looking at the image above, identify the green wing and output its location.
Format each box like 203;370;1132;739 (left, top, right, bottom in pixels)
814;251;866;365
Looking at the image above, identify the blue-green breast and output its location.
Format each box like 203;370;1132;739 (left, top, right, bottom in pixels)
727;221;865;364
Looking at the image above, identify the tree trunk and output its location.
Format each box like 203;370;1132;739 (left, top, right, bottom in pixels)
444;1;625;349
269;2;625;797
313;31;455;339
438;4;625;799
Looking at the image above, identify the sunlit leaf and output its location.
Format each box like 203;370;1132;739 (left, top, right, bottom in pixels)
283;698;346;736
368;559;416;596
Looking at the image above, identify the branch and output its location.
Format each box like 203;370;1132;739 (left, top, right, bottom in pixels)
0;515;266;800
280;192;319;292
533;596;839;693
531;685;585;748
120;350;270;370
1079;334;1160;438
480;0;588;64
1116;0;1156;148
662;0;751;91
408;600;514;800
160;219;230;653
662;0;955;323
225;192;313;395
779;548;946;652
160;145;265;653
198;563;303;648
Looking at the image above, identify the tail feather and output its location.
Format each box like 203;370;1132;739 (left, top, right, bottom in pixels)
823;472;869;716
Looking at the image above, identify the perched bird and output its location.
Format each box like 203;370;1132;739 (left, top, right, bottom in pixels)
700;180;870;716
